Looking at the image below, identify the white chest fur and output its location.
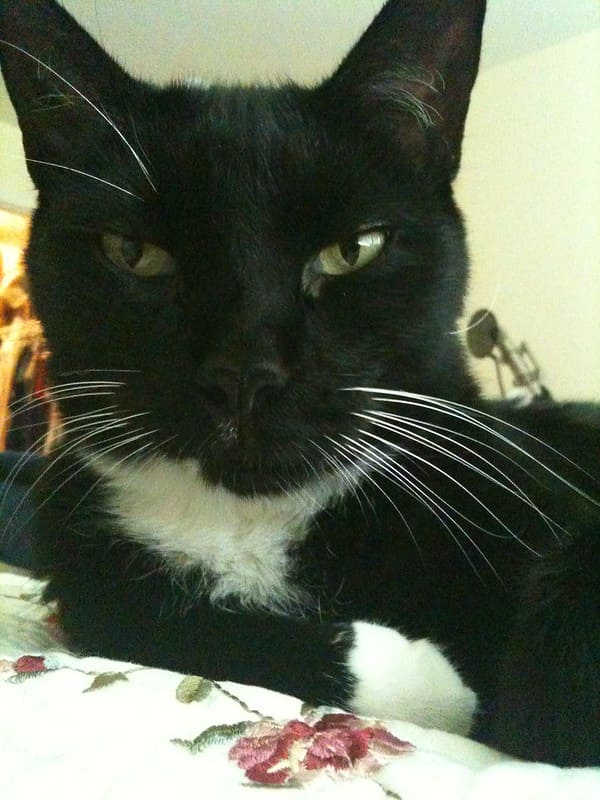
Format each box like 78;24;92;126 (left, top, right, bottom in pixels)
90;457;345;612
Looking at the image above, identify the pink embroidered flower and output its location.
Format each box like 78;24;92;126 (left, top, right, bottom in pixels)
13;655;48;673
229;712;413;786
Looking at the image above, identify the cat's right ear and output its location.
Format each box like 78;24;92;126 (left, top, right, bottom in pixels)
0;0;144;190
316;0;486;178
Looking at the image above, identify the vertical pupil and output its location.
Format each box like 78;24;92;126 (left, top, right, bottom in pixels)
121;238;143;266
340;237;360;266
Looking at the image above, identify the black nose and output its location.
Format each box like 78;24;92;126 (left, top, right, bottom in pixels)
196;360;288;417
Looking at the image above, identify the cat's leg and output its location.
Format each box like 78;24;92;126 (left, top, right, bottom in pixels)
348;621;477;735
484;533;600;766
57;586;476;734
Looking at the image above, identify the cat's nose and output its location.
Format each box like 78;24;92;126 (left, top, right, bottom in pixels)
196;360;288;417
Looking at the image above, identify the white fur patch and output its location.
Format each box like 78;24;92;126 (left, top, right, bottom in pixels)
347;621;477;735
89;456;348;613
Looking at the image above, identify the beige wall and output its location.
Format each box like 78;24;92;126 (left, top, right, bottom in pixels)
456;30;600;401
0;121;36;212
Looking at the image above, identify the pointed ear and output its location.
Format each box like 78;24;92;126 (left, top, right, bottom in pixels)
0;0;144;190
319;0;486;177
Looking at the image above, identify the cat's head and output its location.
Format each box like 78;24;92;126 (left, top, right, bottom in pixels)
0;0;485;496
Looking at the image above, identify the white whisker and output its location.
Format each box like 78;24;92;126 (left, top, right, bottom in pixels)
308;437;374;517
25;158;144;200
344;433;501;583
3;406;150;533
356;411;562;541
0;39;156;192
0;407;120;520
357;426;541;558
10;380;122;416
21;427;159;531
448;294;500;336
329;435;420;555
348;429;505;539
369;408;538;484
2;417;132;532
58;369;141;376
346;387;598;505
73;431;177;520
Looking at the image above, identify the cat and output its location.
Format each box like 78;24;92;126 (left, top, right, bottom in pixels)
1;0;599;767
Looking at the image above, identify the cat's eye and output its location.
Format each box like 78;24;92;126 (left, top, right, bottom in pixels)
317;229;387;276
101;233;176;278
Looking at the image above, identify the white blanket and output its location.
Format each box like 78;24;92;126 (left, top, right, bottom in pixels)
1;572;598;799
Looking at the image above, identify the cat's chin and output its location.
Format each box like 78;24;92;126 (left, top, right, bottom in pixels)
202;459;311;498
198;428;330;497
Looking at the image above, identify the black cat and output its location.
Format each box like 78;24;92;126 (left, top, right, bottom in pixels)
1;0;598;767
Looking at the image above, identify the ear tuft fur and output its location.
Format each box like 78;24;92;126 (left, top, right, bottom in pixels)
318;0;486;177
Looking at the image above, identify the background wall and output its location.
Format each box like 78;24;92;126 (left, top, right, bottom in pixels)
456;29;600;401
0;121;33;212
1;0;599;399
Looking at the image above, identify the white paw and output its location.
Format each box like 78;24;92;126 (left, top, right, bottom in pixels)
346;621;477;736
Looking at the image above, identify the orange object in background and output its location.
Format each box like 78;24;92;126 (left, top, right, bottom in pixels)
0;209;55;452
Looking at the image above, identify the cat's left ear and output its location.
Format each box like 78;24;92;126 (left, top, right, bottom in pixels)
318;0;486;177
0;0;147;192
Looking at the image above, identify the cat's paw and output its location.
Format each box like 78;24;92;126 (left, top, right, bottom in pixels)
346;621;477;735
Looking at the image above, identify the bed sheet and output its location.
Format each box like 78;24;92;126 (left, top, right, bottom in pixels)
1;571;598;800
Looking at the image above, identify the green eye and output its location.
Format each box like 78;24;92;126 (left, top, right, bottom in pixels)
101;233;176;278
317;228;387;275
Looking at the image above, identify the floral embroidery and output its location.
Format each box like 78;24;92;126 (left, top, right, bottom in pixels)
0;653;140;692
229;712;414;786
175;675;213;704
0;654;55;684
13;655;49;674
173;722;251;754
83;672;129;693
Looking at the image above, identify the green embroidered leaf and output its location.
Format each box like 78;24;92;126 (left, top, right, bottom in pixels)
175;675;213;704
172;722;250;754
8;672;43;684
84;672;129;693
244;783;302;791
382;788;404;799
300;701;317;717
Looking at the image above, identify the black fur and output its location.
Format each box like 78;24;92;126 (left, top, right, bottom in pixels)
1;0;598;766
